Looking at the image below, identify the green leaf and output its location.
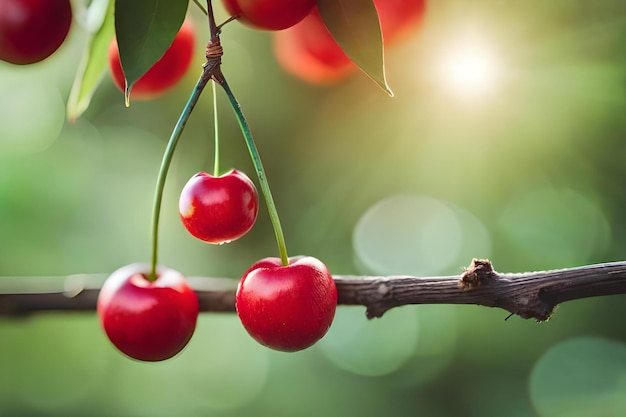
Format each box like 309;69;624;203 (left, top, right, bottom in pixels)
66;0;115;122
114;0;189;105
317;0;392;96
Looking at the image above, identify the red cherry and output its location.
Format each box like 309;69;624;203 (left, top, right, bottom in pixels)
273;7;356;85
375;0;426;45
273;1;426;85
108;20;195;100
97;263;199;362
236;256;338;352
0;0;72;65
222;0;315;31
179;169;259;244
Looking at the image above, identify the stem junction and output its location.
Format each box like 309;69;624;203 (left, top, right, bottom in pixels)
149;0;290;279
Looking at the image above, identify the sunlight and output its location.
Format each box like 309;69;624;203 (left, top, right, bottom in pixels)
438;38;501;98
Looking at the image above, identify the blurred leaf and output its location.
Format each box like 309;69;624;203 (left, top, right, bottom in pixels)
83;0;112;32
317;0;392;96
66;0;115;122
114;0;188;105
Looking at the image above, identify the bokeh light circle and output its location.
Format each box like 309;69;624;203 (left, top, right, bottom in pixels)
7;315;111;414
498;187;610;268
353;194;491;276
0;81;65;154
319;306;419;377
389;305;458;387
110;315;269;415
529;337;626;417
353;195;463;276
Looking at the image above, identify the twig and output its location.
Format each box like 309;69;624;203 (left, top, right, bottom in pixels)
2;259;626;320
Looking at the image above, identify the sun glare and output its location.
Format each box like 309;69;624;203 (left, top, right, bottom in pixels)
439;39;501;99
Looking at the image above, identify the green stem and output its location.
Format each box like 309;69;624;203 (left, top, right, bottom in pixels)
192;0;208;14
212;80;220;177
219;78;289;266
150;70;212;280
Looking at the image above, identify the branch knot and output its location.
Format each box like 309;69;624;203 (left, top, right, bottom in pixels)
460;258;497;290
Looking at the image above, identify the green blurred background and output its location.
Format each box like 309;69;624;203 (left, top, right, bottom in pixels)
1;1;626;416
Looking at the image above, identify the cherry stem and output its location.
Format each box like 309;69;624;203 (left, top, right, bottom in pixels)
151;0;289;275
203;0;288;265
193;0;238;29
192;0;207;14
212;80;220;177
218;76;289;266
149;67;214;281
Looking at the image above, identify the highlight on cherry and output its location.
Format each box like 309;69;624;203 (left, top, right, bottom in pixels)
236;256;338;352
179;169;259;245
97;263;199;362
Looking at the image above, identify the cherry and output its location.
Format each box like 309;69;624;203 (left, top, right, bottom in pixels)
97;263;199;362
236;256;337;352
222;0;316;31
273;7;356;85
179;169;259;244
0;0;72;65
108;20;195;100
273;1;427;85
376;0;426;45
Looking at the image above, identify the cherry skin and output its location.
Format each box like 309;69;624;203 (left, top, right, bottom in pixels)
179;169;259;244
97;263;199;362
222;0;315;31
375;0;426;45
108;20;195;100
273;1;427;85
273;7;356;85
236;256;338;352
0;0;72;65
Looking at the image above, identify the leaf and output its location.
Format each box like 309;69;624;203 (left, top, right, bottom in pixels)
114;0;189;105
317;0;392;96
66;0;115;122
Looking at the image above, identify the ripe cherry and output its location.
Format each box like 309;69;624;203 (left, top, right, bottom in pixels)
222;0;315;31
0;0;72;65
179;169;259;245
108;20;195;100
236;256;338;352
273;1;427;85
376;0;426;45
273;7;355;85
97;263;199;362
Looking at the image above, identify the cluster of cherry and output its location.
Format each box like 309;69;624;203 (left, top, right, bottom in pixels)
0;0;425;361
105;0;345;361
0;0;425;84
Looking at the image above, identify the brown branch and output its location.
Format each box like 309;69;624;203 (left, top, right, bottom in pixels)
1;259;626;320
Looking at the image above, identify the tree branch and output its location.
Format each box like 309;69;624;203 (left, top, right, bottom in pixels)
1;259;626;320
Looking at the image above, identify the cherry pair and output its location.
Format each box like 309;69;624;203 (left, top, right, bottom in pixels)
97;257;337;360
